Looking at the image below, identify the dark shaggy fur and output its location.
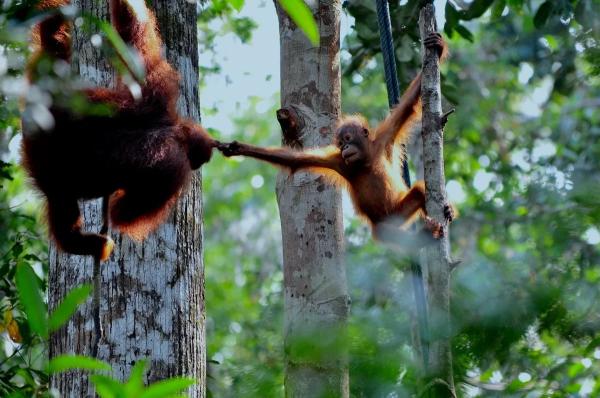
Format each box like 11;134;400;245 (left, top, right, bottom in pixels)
22;0;217;260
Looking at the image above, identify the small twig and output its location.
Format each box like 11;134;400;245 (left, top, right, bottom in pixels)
440;108;455;129
450;258;462;271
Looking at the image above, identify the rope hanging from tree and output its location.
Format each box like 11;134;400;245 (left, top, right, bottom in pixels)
375;0;411;188
375;0;430;372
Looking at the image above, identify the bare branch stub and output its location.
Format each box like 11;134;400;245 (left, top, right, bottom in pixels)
440;108;455;130
450;258;462;272
277;107;302;149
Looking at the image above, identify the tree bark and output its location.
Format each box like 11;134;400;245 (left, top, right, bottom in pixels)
418;4;456;397
275;1;349;397
49;1;206;396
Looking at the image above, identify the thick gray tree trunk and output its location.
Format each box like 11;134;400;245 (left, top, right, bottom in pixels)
418;4;456;397
274;1;349;397
48;1;206;396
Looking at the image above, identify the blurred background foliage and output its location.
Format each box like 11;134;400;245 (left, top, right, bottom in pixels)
1;0;599;397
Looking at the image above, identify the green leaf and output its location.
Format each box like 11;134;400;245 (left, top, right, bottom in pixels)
94;384;117;398
506;0;523;9
567;362;585;377
16;368;36;385
443;22;454;38
533;1;553;28
124;360;147;395
15;262;47;338
277;0;319;46
506;379;526;392
564;383;582;393
49;284;92;332
444;2;460;37
228;0;244;11
491;0;507;19
445;2;459;28
0;160;13;182
91;374;125;398
463;0;495;20
455;24;474;42
49;355;112;374
140;378;196;398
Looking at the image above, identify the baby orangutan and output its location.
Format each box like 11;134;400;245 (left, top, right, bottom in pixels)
219;32;452;246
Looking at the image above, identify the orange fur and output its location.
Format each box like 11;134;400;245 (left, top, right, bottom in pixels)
22;0;216;259
219;32;452;244
109;189;179;241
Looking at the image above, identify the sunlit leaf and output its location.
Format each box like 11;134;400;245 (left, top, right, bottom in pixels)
228;0;244;12
506;379;526;392
491;0;507;19
140;378;196;398
124;360;147;395
277;0;319;46
15;262;47;337
91;374;125;398
567;362;584;378
564;382;582;393
49;355;112;374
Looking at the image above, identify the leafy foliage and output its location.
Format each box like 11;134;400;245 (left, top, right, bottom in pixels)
48;355;111;374
88;361;195;398
205;1;600;396
0;163;49;396
0;1;211;396
204;96;285;397
1;0;600;397
0;5;48;390
221;0;319;45
342;0;599;86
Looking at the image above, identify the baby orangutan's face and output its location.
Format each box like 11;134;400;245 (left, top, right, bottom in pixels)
336;123;369;165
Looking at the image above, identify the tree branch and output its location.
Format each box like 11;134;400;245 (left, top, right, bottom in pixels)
419;4;456;397
441;108;455;129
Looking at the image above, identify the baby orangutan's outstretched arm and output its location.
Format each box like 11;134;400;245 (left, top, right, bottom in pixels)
219;141;344;174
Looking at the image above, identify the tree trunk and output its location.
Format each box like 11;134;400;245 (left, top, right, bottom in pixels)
49;1;206;396
418;4;456;397
275;2;349;397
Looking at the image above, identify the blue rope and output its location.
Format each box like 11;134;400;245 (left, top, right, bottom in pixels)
375;0;429;372
376;0;401;109
375;0;411;188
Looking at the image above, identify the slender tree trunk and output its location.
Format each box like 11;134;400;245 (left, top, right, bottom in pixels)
49;1;206;396
419;4;456;397
275;1;349;397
